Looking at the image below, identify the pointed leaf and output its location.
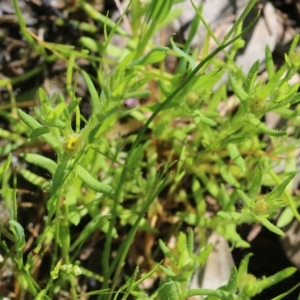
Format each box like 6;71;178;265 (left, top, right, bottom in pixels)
265;44;275;78
265;173;295;201
158;240;178;265
259;267;296;290
21;153;57;176
256;216;285;236
224;267;238;293
130;46;169;65
220;164;240;188
29;127;50;141
193;110;217;126
245;115;286;136
197;243;213;266
238;253;252;278
236;190;252;208
0;154;12;182
244;60;259;94
82;71;101;114
187;230;194;255
77;165;115;196
170;35;196;70
227;143;246;171
18;109;61;153
248;164;262;200
276;207;294;228
229;73;249;103
256;64;287;100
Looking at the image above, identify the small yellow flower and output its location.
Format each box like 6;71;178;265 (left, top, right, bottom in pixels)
62;133;84;155
186;91;200;108
253;198;269;217
248;97;266;115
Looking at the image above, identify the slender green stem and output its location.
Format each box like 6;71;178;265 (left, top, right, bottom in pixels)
0;67;43;87
224;0;258;41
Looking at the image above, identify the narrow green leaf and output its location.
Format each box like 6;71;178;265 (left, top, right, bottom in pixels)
256;64;287;100
288;34;299;57
124;90;150;99
276;207;293;228
131;0;143;35
225;267;238;293
51;102;67;121
67;98;82;115
134;264;161;287
35;289;48;300
229;73;249;103
122;266;140;299
217;223;250;248
159;278;181;300
256;217;285;236
0;154;12;182
38;88;48;103
77;165;115;196
17;109;41;130
265;44;275;78
9;220;26;251
29;127;50;141
177;231;186;254
116;51;136;72
220;164;240;188
158;240;178;265
50;259;62;280
219;184;232;208
79;36;103;52
245;115;286;136
217;211;241;222
148;0;172;23
238;253;252;278
81;71;101;114
197;243;213;266
265;173;295;201
130;46;169;66
19;169;49;190
259;267;296;290
227;143;246;171
126;145;144;170
21;153;57;176
193;68;223;90
193;110;217;126
244;60;259;94
58;203;70;261
78;0;128;36
186;288;224;298
50;160;69;195
170;35;196;70
236;190;252;208
248;164;262;200
187;230;194;255
18;109;61;153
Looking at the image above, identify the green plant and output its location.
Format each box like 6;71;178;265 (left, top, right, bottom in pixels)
1;0;300;299
155;231;296;300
